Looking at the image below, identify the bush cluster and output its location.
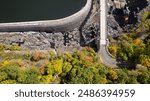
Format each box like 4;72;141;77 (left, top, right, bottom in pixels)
0;46;150;84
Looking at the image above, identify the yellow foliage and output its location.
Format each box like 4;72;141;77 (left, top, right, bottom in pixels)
51;59;63;74
140;55;150;68
99;77;107;84
66;53;73;62
133;39;145;47
46;63;53;75
108;70;118;80
39;75;53;84
108;44;118;57
1;60;11;67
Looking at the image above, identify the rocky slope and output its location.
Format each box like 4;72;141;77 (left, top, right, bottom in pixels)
0;0;99;51
107;0;150;37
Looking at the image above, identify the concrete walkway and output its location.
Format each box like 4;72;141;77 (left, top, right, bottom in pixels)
99;0;117;68
100;0;107;45
99;45;117;68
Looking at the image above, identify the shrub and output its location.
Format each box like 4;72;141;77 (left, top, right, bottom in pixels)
0;80;17;84
0;43;6;51
51;59;63;75
0;65;21;83
108;43;118;57
63;62;72;73
23;68;40;84
7;45;22;51
39;75;53;84
1;60;11;67
0;71;8;82
115;69;128;84
31;51;47;61
139;55;150;68
107;70;118;82
142;12;150;21
23;53;32;60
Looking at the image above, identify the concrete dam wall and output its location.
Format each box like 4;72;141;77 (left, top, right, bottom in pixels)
0;0;92;32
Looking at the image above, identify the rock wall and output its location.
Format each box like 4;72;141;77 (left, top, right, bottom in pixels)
0;29;80;50
0;0;99;51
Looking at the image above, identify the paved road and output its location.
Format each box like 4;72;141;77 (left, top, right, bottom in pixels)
99;0;117;68
99;45;117;67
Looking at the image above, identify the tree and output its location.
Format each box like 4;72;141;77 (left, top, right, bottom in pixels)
136;66;150;83
139;55;150;67
115;69;128;84
23;68;40;84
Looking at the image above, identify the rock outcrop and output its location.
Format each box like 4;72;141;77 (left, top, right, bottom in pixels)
107;0;150;37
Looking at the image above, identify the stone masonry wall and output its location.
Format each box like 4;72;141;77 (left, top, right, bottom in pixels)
0;0;100;51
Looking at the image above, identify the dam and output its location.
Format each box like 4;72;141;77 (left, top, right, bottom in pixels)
0;0;91;32
0;0;116;67
0;0;86;23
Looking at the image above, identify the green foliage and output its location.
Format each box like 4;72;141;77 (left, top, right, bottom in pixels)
23;68;40;84
0;65;21;84
23;53;32;60
63;62;72;73
107;12;150;69
7;45;22;51
0;65;20;80
1;80;17;84
0;43;22;51
108;43;117;57
0;43;6;51
107;69;118;83
0;64;41;84
0;71;8;82
115;69;128;84
137;12;150;32
144;39;150;56
126;70;139;84
136;67;150;84
139;55;150;67
39;63;53;84
109;30;149;68
142;12;150;21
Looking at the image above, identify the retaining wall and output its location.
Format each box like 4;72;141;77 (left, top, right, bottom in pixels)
0;0;92;32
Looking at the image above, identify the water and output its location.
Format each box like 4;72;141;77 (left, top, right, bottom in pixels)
0;0;86;23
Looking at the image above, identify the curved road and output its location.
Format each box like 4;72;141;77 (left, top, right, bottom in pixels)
99;45;117;68
99;0;117;68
